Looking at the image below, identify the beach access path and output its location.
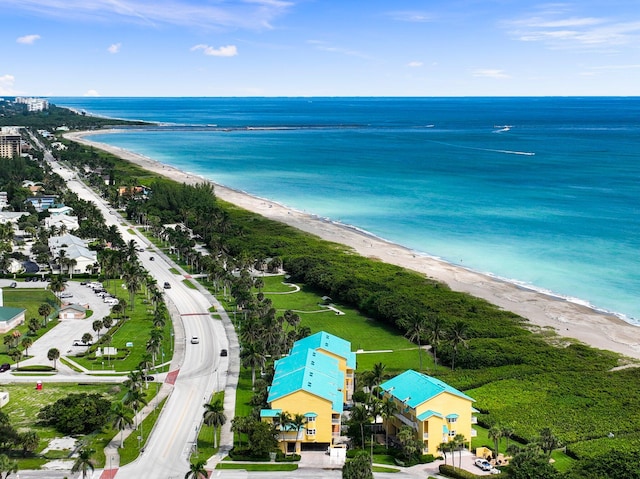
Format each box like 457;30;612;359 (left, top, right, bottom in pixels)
65;131;640;362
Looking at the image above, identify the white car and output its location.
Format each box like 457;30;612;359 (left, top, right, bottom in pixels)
59;292;73;298
191;336;199;344
475;459;492;471
104;297;119;305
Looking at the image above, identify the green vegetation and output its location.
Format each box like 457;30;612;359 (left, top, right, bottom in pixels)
119;396;167;466
215;463;298;471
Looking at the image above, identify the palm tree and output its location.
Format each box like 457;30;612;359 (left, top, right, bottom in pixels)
438;441;451;466
9;349;22;370
20;336;33;356
92;319;103;340
403;313;428;371
48;275;66;300
202;400;226;449
110;402;133;448
47;348;60;369
184;459;208;479
349;404;371;449
501;425;514;451
240;341;266;387
452;433;467;469
448;320;469;370
488;425;502;459
71;447;95;479
370;362;386;398
379;397;398;449
426;314;447;369
291;413;307;452
0;453;18;478
123;387;148;430
537;427;561;458
38;303;52;326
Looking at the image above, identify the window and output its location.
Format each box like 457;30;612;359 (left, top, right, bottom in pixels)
449;430;457;437
447;417;457;423
306;428;316;436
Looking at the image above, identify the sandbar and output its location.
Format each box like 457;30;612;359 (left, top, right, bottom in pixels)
65;130;640;362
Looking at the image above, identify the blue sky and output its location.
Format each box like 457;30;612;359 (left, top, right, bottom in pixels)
1;0;639;96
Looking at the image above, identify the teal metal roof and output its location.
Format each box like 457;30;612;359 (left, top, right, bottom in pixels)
291;331;356;369
268;348;345;413
380;370;475;409
260;409;282;418
446;413;459;419
274;348;339;377
417;409;444;421
304;412;318;418
0;306;25;322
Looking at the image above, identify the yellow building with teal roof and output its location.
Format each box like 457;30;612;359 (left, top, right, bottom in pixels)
379;369;477;456
261;331;355;453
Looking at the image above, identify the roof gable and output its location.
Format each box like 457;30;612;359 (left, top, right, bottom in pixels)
290;331;356;369
380;370;475;408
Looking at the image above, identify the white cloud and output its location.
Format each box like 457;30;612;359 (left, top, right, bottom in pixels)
17;34;41;44
307;40;369;59
472;69;511;79
2;0;292;31
0;74;17;95
83;89;100;97
108;43;122;54
504;7;640;50
191;44;238;57
387;10;434;23
407;61;423;68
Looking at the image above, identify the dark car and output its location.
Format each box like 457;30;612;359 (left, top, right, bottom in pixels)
220;349;228;357
143;375;155;381
163;282;171;289
149;256;154;261
0;363;10;373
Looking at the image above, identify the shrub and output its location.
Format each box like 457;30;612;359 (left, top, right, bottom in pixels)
439;464;481;478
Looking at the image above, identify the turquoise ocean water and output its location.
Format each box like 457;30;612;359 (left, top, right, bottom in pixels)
52;97;640;323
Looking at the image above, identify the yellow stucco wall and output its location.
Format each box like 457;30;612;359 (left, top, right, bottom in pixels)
384;391;473;456
271;390;336;445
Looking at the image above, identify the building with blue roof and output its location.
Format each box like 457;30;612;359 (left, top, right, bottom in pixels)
261;332;354;454
379;369;477;456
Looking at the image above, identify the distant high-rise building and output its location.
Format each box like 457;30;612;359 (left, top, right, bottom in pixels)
0;127;21;158
14;97;49;112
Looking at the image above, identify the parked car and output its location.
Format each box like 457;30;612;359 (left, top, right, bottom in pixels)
72;340;92;346
163;282;171;289
9;282;17;288
104;298;119;305
220;349;228;357
0;363;10;373
475;459;492;471
191;336;199;344
59;292;73;298
143;375;155;381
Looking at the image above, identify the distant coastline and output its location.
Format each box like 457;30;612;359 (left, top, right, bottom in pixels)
65;129;640;361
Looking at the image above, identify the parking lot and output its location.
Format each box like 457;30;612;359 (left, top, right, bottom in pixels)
1;279;118;372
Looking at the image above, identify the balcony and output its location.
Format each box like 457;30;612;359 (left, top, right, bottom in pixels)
471;429;478;437
423;433;429;439
471;416;478;424
332;417;341;425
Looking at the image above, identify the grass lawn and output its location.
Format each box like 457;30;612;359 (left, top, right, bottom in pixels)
182;279;197;289
70;282;173;372
215;463;298;471
372;465;400;473
234;369;254;417
259;279;431;374
0;382;124;468
1;288;59;364
190;391;225;464
119;396;167;466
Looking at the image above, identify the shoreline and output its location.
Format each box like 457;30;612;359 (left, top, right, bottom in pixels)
64;129;640;361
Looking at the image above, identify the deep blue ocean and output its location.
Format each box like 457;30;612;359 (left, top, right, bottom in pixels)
52;97;640;323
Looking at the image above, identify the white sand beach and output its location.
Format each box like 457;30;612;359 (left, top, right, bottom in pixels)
66;130;640;361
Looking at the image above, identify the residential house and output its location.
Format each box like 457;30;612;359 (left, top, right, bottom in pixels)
44;214;79;232
47;205;74;216
379;370;477;456
0;289;26;332
48;233;98;275
24;195;57;212
260;331;355;454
